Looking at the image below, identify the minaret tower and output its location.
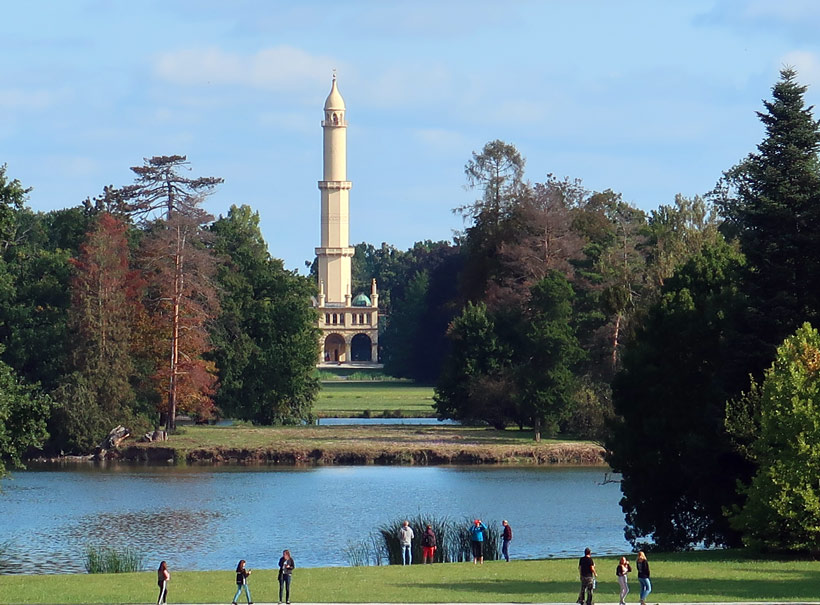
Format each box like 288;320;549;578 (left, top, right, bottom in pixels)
314;75;381;366
316;73;354;303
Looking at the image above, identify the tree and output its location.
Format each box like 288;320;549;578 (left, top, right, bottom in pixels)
52;213;145;452
120;155;223;220
141;210;219;429
518;272;585;441
607;239;754;549
728;323;820;552
714;67;820;377
642;194;721;290
457;140;529;303
121;156;223;430
210;205;319;424
0;347;52;477
434;301;516;429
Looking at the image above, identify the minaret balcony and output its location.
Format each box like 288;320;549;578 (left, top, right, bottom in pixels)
318;181;352;190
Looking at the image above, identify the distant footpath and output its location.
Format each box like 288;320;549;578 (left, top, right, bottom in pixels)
109;424;606;466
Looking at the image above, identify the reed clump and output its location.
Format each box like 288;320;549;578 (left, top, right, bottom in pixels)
347;514;501;566
83;545;144;573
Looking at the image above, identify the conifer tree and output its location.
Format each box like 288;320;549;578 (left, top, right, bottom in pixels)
716;67;820;374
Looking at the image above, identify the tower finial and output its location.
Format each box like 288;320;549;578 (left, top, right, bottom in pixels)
332;68;337;81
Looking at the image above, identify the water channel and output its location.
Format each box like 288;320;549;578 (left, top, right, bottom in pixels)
0;463;629;574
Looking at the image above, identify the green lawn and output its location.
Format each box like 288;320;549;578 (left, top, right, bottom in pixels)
315;381;436;417
4;551;820;603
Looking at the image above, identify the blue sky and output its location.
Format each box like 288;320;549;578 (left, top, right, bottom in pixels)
3;1;820;272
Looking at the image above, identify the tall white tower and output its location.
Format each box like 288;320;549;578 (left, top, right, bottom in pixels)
316;74;354;304
315;75;380;366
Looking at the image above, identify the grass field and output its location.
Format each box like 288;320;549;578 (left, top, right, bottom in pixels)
315;381;436;417
127;424;604;465
4;550;820;603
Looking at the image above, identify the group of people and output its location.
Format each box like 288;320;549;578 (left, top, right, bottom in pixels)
398;519;514;565
577;548;652;605
155;550;295;605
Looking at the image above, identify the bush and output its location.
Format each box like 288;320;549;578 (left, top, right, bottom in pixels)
84;545;144;573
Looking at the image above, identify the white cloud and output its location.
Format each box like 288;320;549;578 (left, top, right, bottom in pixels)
780;50;820;87
153;45;339;92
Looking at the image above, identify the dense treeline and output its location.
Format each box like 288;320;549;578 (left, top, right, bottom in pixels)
357;68;820;552
0;156;319;466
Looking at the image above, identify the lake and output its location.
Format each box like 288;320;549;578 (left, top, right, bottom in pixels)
0;463;629;574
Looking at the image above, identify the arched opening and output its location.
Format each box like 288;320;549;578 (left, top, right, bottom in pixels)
324;334;346;363
350;333;372;362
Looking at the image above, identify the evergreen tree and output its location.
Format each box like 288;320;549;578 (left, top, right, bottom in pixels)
518;272;584;440
716;67;820;375
607;240;753;549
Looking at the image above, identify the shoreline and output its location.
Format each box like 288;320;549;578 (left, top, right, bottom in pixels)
32;442;606;466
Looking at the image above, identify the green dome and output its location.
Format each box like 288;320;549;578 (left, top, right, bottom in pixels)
352;293;371;307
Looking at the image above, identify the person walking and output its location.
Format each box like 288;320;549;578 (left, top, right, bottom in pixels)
469;519;487;564
577;548;597;605
232;559;252;605
156;561;170;605
616;556;633;605
421;524;437;564
501;520;513;562
399;520;415;565
636;551;651;605
278;549;295;604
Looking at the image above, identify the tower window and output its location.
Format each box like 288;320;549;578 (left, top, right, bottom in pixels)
325;313;330;324
332;113;339;125
332;313;337;324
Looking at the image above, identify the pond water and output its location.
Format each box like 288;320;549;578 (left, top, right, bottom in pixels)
0;464;629;574
316;417;458;425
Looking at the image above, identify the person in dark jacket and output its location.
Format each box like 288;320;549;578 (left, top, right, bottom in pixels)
232;559;252;605
501;520;513;562
577;548;597;605
421;525;437;564
156;561;170;605
636;551;651;605
278;549;295;604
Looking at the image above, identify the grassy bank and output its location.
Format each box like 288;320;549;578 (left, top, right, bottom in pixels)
120;424;604;465
315;381;436;417
4;551;820;603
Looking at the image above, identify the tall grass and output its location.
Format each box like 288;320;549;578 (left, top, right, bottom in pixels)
83;545;144;573
349;514;500;566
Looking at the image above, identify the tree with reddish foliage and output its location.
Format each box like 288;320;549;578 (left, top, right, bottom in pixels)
140;209;220;430
53;212;145;452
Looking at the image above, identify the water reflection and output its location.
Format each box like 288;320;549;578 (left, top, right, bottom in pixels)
0;464;628;574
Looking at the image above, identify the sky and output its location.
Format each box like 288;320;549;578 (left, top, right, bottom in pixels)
3;0;820;272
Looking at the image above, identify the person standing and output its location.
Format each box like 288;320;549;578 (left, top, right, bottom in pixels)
616;556;633;605
156;561;170;605
470;519;487;564
501;520;513;562
577;548;597;605
421;524;437;564
232;559;252;605
278;549;295;604
636;551;651;605
399;520;415;565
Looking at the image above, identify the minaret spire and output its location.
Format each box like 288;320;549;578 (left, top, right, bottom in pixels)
315;75;353;304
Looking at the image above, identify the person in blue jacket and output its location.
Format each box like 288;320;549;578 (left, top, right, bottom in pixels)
470;519;487;564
